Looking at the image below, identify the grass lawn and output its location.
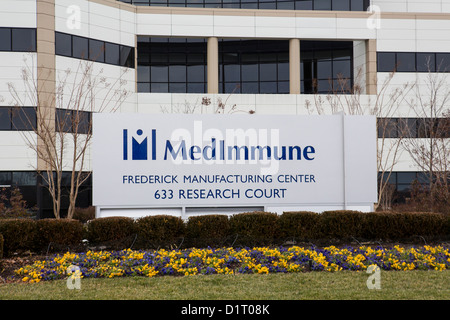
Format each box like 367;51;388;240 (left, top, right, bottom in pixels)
1;270;448;300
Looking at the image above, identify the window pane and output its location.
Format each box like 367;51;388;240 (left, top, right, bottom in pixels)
120;46;135;68
314;0;331;10
333;59;351;78
73;36;88;59
333;0;349;11
350;0;365;11
396;52;416;72
259;63;277;81
277;1;295;10
76;111;91;134
397;172;417;184
260;81;278;94
187;65;204;82
105;42;120;65
169;65;186;82
0;172;12;185
242;64;259;81
11;107;36;131
317;60;332;79
436;53;450;72
12;172;36;186
89;39;105;63
0;108;11;129
377;52;396;72
0;28;12;51
55;32;72;56
56;109;73;133
151;66;169;82
416;53;435;72
12;28;36;52
137;65;150;82
296;0;313;10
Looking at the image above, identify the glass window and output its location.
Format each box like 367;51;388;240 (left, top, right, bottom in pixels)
12;172;36;186
56;109;73;133
0;28;12;51
314;0;331;10
416;53;435;72
436;53;450;72
397;172;417;184
296;0;313;9
105;42;120;65
333;0;349;11
72;36;89;59
396;52;416;72
55;32;72;57
377;52;396;72
120;46;135;68
0;108;11;129
89;39;105;63
11;107;36;131
0;172;12;185
350;0;365;11
74;111;91;134
12;28;36;52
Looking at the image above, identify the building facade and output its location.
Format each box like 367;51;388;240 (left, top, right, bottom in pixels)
0;0;449;217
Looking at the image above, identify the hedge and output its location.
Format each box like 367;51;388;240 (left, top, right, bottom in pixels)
35;219;84;252
86;216;137;248
0;234;3;259
0;219;37;256
136;215;184;248
0;211;448;256
229;211;279;246
185;214;230;248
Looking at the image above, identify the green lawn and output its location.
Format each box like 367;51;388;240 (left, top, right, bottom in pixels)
1;270;449;300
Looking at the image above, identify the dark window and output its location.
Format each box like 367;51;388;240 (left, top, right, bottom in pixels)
55;32;135;68
56;109;92;134
436;53;450;72
120;46;135;68
11;28;36;52
11;107;36;131
0;28;12;51
137;37;206;93
0;108;11;129
0;172;12;186
55;32;72;57
416;53;435;72
89;39;105;63
377;52;396;72
117;0;369;10
396;52;416;72
105;42;120;65
12;171;36;186
72;36;89;59
56;109;73;133
301;40;353;94
219;39;289;94
333;0;349;11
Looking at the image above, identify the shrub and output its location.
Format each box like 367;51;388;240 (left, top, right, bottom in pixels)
278;211;320;241
229;211;279;246
185;214;230;248
35;219;84;253
73;206;96;223
0;234;3;259
0;219;37;256
136;215;184;249
0;187;31;218
318;210;365;240
86;216;137;249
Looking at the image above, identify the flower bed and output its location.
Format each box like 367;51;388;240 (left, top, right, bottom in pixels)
15;245;450;283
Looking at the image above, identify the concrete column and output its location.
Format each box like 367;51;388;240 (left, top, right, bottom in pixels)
366;39;377;95
207;37;219;94
289;38;301;94
36;0;56;171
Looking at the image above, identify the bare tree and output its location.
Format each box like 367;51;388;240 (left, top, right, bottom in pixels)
7;55;131;219
401;64;450;212
304;68;415;210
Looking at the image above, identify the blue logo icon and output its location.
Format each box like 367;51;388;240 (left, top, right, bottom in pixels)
123;129;156;160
